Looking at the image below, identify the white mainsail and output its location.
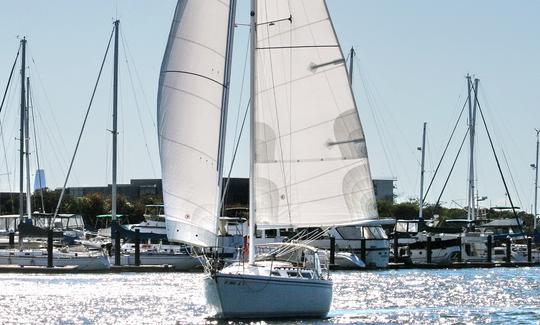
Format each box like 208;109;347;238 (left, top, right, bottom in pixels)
158;0;231;247
253;0;378;229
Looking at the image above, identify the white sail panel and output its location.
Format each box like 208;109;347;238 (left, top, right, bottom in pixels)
254;0;378;229
158;0;230;247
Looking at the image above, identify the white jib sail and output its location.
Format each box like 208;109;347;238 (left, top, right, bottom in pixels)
254;0;378;229
158;0;231;247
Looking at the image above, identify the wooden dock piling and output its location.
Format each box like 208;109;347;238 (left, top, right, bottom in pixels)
527;237;532;263
47;229;53;268
486;235;492;263
426;236;432;264
505;237;512;263
135;229;141;267
360;239;366;263
114;230;121;266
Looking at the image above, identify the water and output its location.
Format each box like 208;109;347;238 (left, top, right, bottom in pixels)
1;268;539;324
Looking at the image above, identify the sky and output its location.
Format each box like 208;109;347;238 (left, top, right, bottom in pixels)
0;1;539;212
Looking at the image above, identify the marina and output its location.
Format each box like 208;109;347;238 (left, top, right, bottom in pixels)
0;0;539;323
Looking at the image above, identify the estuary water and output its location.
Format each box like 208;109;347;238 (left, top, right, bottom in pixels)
1;267;539;324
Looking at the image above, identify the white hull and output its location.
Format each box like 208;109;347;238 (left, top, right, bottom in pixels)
319;251;365;269
0;250;110;270
408;234;540;264
310;238;389;268
409;246;460;264
205;272;332;319
120;253;203;270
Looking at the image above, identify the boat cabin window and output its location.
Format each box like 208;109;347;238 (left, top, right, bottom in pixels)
265;229;277;238
336;226;362;240
255;230;262;238
278;228;294;237
337;225;388;240
362;226;388;239
396;221;417;233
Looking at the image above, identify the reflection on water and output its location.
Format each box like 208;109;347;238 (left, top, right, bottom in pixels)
1;268;539;324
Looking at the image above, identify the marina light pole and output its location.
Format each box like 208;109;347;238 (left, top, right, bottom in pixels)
418;122;427;222
534;129;539;230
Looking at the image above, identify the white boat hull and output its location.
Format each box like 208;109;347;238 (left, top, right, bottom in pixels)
310;238;389;268
120;253;203;270
0;250;110;270
205;273;332;319
319;251;365;269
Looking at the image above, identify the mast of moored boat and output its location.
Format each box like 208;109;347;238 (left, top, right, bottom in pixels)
25;77;32;221
534;129;539;230
112;19;120;265
466;75;479;222
418;122;427;222
248;0;257;265
18;38;26;247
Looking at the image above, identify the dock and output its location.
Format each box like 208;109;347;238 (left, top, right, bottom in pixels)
0;265;80;274
388;261;540;270
0;264;203;274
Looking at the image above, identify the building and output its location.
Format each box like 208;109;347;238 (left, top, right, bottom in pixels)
63;177;395;204
64;179;162;200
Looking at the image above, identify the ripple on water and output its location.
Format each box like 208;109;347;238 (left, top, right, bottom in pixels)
0;268;539;324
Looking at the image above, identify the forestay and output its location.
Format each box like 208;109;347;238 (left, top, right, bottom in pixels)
158;0;231;247
254;0;378;229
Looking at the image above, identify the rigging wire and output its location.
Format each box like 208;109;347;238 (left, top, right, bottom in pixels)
475;94;523;233
118;30;157;133
53;27;115;219
0;46;20;211
0;46;20;114
261;4;292;223
222;34;251;210
423;96;468;201
119;29;158;178
28;80;46;213
353;56;399;179
478;83;525;208
28;56;71;164
435;129;469;207
104;55;114;185
221;99;250;212
28;53;76;185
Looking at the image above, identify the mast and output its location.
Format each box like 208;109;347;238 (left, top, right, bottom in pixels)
348;47;355;86
470;78;479;221
25;77;32;221
112;20;119;223
466;75;476;221
534;129;539;230
215;0;237;230
418;122;427;221
248;0;257;265
18;38;26;246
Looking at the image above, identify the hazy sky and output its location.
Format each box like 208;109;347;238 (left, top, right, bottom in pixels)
0;1;539;211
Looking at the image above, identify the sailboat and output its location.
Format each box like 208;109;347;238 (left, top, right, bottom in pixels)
0;38;109;271
159;0;377;319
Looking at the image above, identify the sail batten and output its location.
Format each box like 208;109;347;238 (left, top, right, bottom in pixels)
253;0;378;229
158;0;231;247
